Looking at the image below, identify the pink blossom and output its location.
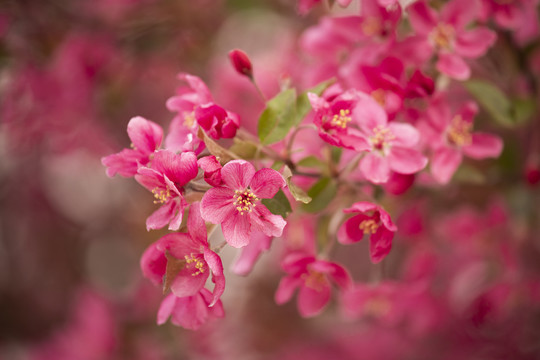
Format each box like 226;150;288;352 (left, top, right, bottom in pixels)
140;202;225;306
408;0;497;80
197;155;223;187
356;94;427;184
231;231;273;276
195;103;240;140
308;90;370;151
275;253;352;317
135;150;198;230
228;49;253;78
425;100;503;184
337;201;397;263
157;289;225;330
341;282;398;321
101;116;163;178
480;0;539;45
200;160;286;248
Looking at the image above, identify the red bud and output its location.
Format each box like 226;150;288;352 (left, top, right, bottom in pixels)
229;49;253;79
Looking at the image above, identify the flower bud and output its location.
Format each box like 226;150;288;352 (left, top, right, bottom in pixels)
228;49;253;79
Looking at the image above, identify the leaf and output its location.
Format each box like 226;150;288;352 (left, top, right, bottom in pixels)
261;189;292;218
198;128;238;163
163;251;186;295
229;138;258;159
297;155;326;169
258;88;297;145
282;165;312;204
302;177;337;213
453;164;486;184
511;97;536;125
296;78;335;122
464;80;514;127
330;146;342;164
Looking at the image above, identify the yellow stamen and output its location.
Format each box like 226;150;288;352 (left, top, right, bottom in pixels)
359;219;379;234
447;115;472;147
184;254;205;276
233;189;259;215
429;23;455;50
302;269;326;292
370;125;395;152
152;188;171;204
331;109;352;129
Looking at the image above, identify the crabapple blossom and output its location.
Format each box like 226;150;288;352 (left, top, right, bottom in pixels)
140;202;225;306
356;94;427;184
157;289;225;330
408;0;497;80
275;252;352;317
135;150;198;230
200;160;286;248
101;116;163;178
338;201;397;263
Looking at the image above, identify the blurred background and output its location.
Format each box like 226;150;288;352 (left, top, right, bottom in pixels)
1;0;540;359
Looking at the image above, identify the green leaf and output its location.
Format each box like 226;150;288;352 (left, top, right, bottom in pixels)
229;138;258;159
258;88;297;145
302;177;336;213
296;78;335;122
330;146;342;164
464;80;514;127
281;166;312;204
297;155;326;169
453;164;486;184
512;97;536;125
261;189;292;218
198;128;238;163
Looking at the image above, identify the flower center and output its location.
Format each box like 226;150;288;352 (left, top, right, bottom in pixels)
371;89;386;107
184;254;205;276
302;269;326;292
331;109;352;129
364;296;391;317
429;23;455;50
183;111;196;128
362;17;383;37
359;219;380;234
447;115;472;147
152;187;172;204
370;125;395;152
234;189;259;215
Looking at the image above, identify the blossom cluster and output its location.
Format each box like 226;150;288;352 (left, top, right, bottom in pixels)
99;0;538;346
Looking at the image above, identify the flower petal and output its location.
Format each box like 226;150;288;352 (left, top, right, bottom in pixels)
203;248;225;307
360;153;390;184
188;202;207;244
146;201;176;231
200;187;236;224
431;147;462;184
250;168;286;199
463;133;503;159
221;213;251;248
152;150;198;187
275;275;301;305
221;160;256;190
232;232;273;276
408;1;437;35
127;116;163;154
251;205;287;238
298;281;331;318
171;266;208;298
436;53;471;81
388;123;420;148
388;147;428;174
370;227;394;263
157;293;176;325
337;214;370;244
455;27;497;58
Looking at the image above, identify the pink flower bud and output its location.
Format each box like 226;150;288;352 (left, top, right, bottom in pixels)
228;49;253;78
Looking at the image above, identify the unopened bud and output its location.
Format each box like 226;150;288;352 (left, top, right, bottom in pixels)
229;49;253;79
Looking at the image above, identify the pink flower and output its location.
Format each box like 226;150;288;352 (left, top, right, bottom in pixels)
275;253;352;317
165;73;212;153
135;150;198;230
197;155;223;187
157;289;225;330
337;201;397;263
308;90;370;151
200;160;287;248
140;202;225;306
356;94;427;184
231;231;273;276
408;0;497;80
425;100;503;184
195;103;240;140
102;116;163;178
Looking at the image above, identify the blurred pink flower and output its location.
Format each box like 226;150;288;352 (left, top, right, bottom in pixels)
275;252;352;317
338;201;397;263
157;289;225;330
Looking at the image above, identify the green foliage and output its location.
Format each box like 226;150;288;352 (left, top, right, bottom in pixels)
302;177;337;213
261;189;292;218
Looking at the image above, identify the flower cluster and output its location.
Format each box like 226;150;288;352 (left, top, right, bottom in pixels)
101;0;539;338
